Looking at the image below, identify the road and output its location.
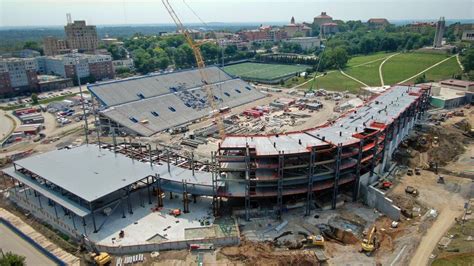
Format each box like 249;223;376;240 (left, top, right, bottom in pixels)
0;110;16;143
409;207;463;266
0;223;56;266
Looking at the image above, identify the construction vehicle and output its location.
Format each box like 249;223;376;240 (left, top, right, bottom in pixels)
360;225;378;255
437;176;445;184
92;252;112;266
169;209;181;217
405;186;419;196
414;168;421;175
80;235;111;265
304;234;325;247
162;0;225;139
407;169;414;176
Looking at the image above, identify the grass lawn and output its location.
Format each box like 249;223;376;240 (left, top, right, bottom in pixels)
345;60;382;86
382;52;449;85
223;62;308;82
408;56;462;83
431;217;474;266
300;71;362;93
346;52;395;67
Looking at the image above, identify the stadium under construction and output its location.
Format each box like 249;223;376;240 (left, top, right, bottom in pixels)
1;66;430;250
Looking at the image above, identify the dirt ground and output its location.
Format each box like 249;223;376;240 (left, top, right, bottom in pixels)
385;169;471;266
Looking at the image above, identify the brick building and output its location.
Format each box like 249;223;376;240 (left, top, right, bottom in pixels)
0;58;38;96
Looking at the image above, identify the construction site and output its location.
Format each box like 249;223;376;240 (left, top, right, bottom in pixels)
0;2;473;266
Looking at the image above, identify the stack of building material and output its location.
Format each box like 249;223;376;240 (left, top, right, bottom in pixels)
18;112;44;124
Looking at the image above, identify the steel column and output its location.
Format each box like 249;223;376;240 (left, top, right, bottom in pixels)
277;151;284;220
305;148;316;216
332;144;342;209
353;139;364;201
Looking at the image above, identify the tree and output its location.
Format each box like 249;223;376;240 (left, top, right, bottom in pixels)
326;47;349;69
0;251;26;266
461;48;474;72
23;41;43;55
108;44;127;60
31;93;39;104
414;73;427;84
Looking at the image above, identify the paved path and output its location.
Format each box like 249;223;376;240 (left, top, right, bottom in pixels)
456;54;464;71
0;223;55;266
409;207;463;266
290;70;336;90
0;208;80;265
399;54;457;84
339;69;370;87
379;53;401;86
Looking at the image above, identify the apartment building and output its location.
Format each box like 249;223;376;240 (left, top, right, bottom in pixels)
64;20;99;52
0;58;38;95
38;54;114;80
43;36;70;56
43;20;98;56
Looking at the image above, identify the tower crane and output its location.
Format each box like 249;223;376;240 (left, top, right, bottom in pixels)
162;0;225;139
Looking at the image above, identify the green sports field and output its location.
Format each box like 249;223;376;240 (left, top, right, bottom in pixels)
223;62;308;83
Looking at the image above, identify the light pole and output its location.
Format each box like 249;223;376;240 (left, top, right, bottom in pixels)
73;50;89;144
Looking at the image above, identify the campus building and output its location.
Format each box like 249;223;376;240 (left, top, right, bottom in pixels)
64;20;99;53
0;58;38;96
44;20;98;56
37;54;114;80
283;37;321;51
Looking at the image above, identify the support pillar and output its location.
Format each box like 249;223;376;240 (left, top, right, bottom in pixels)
53;202;59;219
182;180;189;213
156;174;163;207
37;193;43;209
332;144;342;209
166;149;171;172
353;140;364;201
244;145;251;221
72;214;77;230
211;152;218;216
370;134;379;177
82;217;87;235
146;176;152;204
127;188;133;214
190;152;195;176
89;203;97;233
305;148;316;216
277;151;284;220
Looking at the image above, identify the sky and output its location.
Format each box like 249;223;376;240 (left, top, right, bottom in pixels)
0;0;473;27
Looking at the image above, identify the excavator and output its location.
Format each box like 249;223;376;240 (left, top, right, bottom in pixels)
162;0;225;139
360;225;378;255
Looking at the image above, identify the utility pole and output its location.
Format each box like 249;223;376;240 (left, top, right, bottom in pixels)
73;50;89;144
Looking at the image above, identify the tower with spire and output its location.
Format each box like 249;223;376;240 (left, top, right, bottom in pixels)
290;16;295;24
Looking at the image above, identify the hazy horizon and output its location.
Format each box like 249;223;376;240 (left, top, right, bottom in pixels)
1;0;473;27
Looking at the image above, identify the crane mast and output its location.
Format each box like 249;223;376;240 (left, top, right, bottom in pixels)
162;0;225;139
